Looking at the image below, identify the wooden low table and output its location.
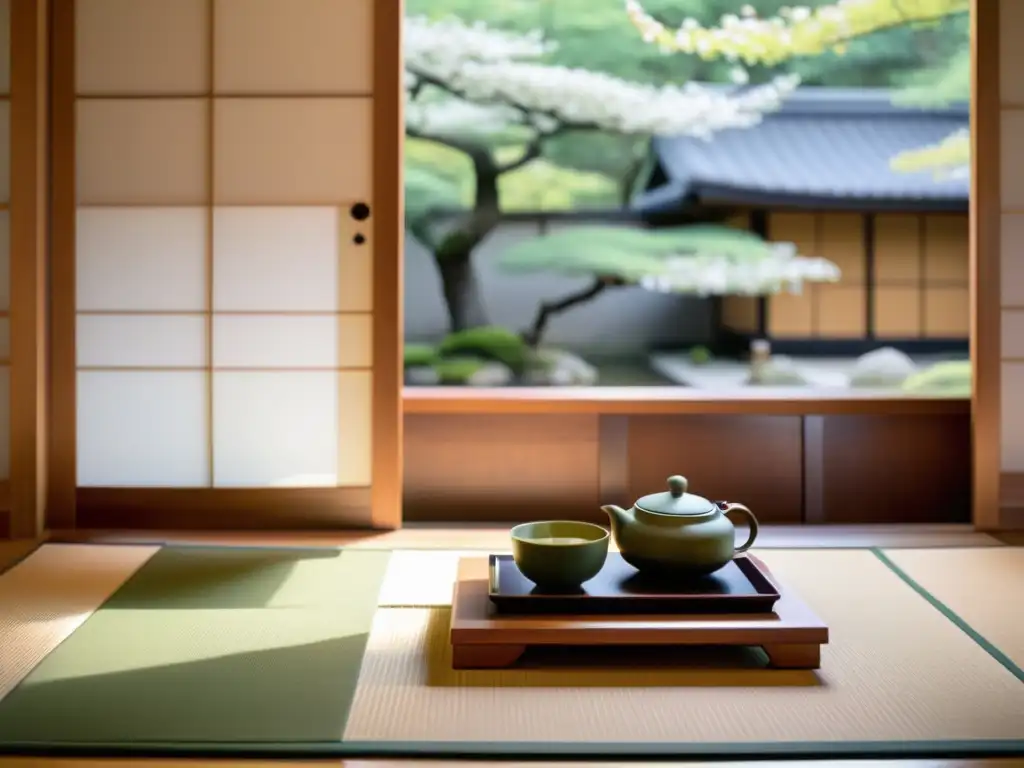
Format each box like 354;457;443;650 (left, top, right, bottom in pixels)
450;556;829;670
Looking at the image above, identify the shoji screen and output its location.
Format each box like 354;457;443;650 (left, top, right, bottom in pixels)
54;0;400;530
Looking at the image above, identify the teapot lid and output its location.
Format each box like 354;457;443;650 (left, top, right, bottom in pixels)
635;475;714;516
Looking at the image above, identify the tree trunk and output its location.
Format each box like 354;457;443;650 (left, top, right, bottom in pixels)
432;146;502;334
435;248;490;332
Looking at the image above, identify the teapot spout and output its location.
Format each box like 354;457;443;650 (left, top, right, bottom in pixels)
601;504;632;537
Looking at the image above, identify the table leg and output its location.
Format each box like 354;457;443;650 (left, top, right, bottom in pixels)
452;643;527;669
763;643;821;669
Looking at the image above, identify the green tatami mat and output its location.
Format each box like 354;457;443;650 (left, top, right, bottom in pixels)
99;546;388;609
0;546;390;745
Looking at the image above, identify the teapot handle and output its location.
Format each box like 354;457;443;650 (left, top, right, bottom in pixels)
719;502;759;554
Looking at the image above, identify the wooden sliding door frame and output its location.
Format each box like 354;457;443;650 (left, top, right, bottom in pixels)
46;0;403;532
970;0;1002;530
7;0;50;539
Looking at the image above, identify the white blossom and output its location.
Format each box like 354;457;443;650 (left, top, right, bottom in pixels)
639;244;841;295
624;0;854;61
404;15;799;139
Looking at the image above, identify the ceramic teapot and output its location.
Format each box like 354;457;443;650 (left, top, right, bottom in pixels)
601;475;758;578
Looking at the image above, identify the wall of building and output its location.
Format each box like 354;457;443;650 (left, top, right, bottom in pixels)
404;219;712;352
721;210;970;341
65;0;376;497
1000;0;1024;492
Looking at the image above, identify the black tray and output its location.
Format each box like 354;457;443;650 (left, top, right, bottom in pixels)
487;553;780;615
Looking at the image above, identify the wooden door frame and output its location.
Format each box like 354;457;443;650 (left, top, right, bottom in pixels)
6;0;50;539
44;0;403;532
970;0;1005;530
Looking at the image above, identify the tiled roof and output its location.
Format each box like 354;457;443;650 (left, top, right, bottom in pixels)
633;87;969;214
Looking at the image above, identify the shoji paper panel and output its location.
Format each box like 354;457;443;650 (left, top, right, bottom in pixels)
214;0;372;94
213;98;371;204
336;371;371;487
77;99;208;204
923;215;969;283
1002;214;1024;306
77;315;207;368
76;0;208;94
212;315;371;369
212;207;339;311
212;315;338;369
874;287;921;337
1002;364;1024;472
77;207;207;310
923;287;969;337
1002;0;1024;104
1002;111;1024;210
212;371;339;487
77;371;209;486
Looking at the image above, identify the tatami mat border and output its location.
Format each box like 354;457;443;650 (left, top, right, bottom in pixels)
0;738;1023;761
872;548;1024;683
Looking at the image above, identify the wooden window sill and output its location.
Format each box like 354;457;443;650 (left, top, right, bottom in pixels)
402;386;969;416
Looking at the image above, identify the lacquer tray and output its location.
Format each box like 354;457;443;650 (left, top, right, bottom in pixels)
487;552;781;615
457;557;828;670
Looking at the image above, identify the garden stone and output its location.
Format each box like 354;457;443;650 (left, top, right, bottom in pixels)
467;362;514;387
849;347;917;388
747;355;809;386
405;366;440;386
526;348;599;386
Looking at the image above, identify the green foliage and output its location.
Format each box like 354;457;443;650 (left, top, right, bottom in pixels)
901;360;971;396
438;326;530;374
434;357;488;384
404;343;439;368
404;165;462;244
893;42;969;107
406;138;619;213
497;225;778;280
689;346;713;365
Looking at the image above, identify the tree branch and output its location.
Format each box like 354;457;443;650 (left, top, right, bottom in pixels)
522;275;626;347
496;126;565;175
406;125;486;157
408;68;603;135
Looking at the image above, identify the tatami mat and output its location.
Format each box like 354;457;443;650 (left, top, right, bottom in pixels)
0;541;41;575
0;548;391;745
0;544;159;702
881;547;1024;673
378;549;482;607
345;549;1024;745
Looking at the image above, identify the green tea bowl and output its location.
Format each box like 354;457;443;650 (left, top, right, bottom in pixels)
509;520;610;590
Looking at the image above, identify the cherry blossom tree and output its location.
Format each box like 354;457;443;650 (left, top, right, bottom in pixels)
404;14;804;332
624;0;970;178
